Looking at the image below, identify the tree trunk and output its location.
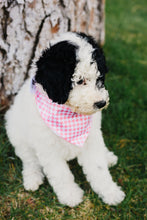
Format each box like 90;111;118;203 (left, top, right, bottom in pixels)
0;0;105;110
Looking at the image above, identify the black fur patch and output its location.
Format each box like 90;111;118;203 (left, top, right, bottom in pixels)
35;41;78;104
76;32;108;77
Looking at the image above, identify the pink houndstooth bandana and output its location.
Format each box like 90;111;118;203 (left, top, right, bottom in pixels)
31;79;92;147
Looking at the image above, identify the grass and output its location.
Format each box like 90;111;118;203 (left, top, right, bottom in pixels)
0;0;147;219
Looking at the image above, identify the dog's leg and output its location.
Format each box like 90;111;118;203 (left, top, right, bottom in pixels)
95;114;118;167
36;150;84;207
99;130;118;167
77;131;125;206
15;146;44;191
101;139;118;167
105;148;118;168
96;130;118;167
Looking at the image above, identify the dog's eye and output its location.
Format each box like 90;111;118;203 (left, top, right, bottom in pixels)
77;79;84;85
77;79;86;85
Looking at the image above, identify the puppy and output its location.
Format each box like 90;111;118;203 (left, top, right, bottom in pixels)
5;32;125;207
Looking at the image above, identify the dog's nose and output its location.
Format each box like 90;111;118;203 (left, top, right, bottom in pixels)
94;101;106;109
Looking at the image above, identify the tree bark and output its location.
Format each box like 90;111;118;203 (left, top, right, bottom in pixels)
0;0;105;110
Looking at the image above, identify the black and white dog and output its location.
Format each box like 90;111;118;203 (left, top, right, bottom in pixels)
5;32;125;207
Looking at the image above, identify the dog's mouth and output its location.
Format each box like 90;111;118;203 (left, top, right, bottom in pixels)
65;100;109;115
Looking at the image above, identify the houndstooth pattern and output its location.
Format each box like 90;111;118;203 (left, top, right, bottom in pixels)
33;83;92;147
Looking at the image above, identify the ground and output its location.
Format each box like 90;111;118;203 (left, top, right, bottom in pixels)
0;0;146;219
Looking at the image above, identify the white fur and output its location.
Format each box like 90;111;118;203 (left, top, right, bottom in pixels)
5;33;125;207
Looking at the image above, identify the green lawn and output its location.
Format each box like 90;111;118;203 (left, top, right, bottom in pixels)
0;0;147;219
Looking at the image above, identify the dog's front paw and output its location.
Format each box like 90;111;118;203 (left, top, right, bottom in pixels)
106;151;118;168
57;183;84;207
23;170;44;191
101;183;125;205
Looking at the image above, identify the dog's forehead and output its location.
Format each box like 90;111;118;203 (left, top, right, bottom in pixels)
50;32;93;59
51;32;101;80
73;61;100;82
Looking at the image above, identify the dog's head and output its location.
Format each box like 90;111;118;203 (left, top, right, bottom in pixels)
35;32;109;115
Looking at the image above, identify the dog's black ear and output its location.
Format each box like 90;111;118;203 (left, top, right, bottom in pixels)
92;48;108;75
76;32;108;75
35;41;78;104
